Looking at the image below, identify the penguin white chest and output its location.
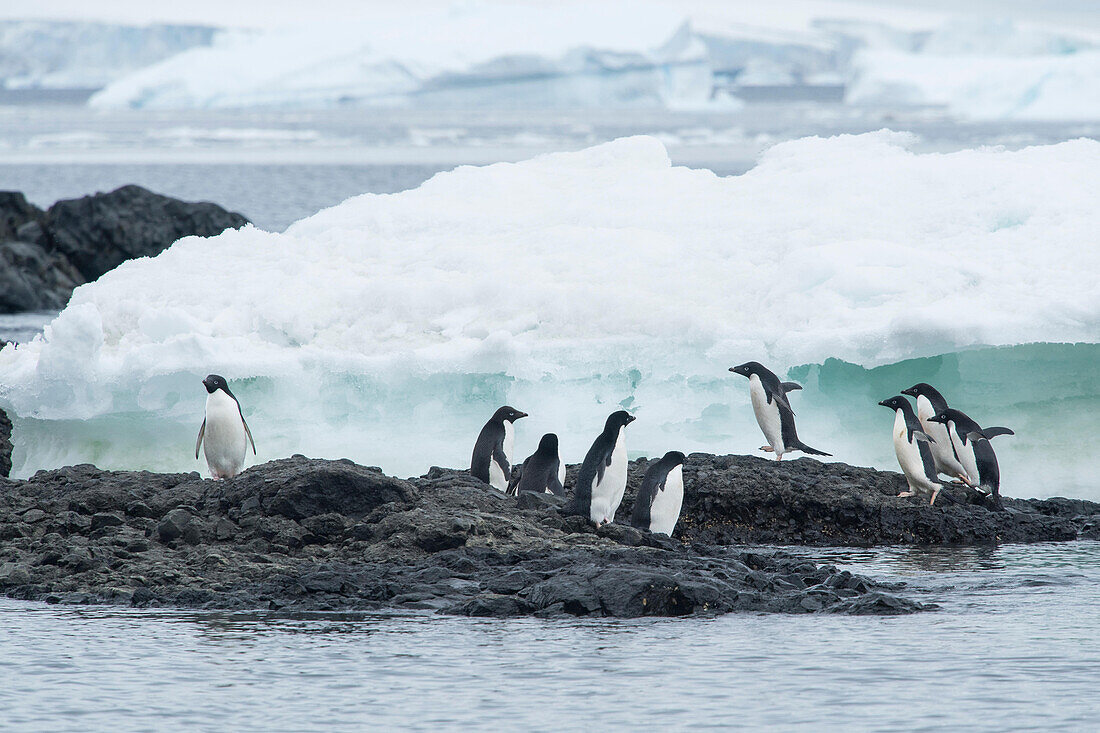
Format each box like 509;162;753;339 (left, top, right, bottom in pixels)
648;465;684;536
203;391;248;479
556;452;566;494
949;421;980;481
488;420;514;491
590;429;627;524
916;396;966;479
892;411;931;492
749;375;784;454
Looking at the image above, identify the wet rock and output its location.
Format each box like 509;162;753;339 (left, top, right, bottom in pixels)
3;454;1086;618
90;512;124;531
157;509;201;545
516;492;563;511
0;405;10;478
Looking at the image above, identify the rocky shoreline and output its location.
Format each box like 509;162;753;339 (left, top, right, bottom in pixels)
1;186;247;313
1;454;1097;618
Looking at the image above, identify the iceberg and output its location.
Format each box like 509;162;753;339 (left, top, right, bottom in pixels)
76;4;1100;120
1;133;1099;494
0;20;217;90
88;4;710;109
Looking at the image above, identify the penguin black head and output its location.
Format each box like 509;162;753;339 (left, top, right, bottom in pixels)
536;433;559;454
878;396;909;411
927;408;962;425
661;450;686;466
203;374;230;395
492;406;528;423
604;410;636;432
729;362;764;378
901;382;948;406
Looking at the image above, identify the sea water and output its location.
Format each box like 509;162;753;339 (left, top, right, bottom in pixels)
2;542;1098;731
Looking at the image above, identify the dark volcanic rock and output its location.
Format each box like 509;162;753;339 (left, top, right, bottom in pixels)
0;405;10;478
614;454;1090;547
0;185;248;314
42;184;249;282
0;239;84;311
0;456;927;617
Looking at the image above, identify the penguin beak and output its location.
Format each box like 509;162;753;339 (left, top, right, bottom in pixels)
626;415;637;424
515;411;528;419
877;400;890;408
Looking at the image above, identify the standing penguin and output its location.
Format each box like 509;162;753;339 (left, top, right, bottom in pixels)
901;383;974;486
567;410;636;526
878;396;943;505
928;408;1013;507
506;433;566;497
729;362;831;461
195;374;256;480
471;406;528;490
630;451;686;536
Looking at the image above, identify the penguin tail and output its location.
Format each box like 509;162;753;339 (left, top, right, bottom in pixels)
934;487;965;505
796;442;832;457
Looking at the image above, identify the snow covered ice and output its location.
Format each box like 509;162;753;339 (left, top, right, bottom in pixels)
1;132;1099;493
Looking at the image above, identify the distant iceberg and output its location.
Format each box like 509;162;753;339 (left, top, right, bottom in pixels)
5;4;1097;120
88;5;711;109
0;20;217;90
2;133;1098;481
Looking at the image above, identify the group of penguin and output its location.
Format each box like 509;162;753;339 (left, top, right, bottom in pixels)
193;360;1014;540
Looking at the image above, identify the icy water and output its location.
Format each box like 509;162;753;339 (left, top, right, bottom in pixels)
2;542;1098;731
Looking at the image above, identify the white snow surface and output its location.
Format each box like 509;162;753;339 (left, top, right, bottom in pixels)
1;133;1098;477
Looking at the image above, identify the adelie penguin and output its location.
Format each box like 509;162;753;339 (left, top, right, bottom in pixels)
196;374;256;480
729;362;830;461
879;396;944;505
630;451;686;536
901;383;974;486
506;433;566;497
470;406;528;490
567;410;636;526
928;408;1013;509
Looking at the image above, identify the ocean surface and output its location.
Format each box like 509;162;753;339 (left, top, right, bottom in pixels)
2;541;1099;731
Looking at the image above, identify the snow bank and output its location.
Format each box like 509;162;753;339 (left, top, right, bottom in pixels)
2;133;1098;478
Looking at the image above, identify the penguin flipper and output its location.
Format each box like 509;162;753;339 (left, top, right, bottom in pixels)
548;461;565;497
492;443;510;478
780;381;802;393
769;387;795;416
195;419;206;459
971;427;1014;441
913;430;936;444
505;465;522;496
241;414;257;455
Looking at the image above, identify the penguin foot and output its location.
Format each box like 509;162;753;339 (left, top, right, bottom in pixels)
956;473;976;488
759;446;774;452
897;491;914;498
929;487;941;506
776;454;783;462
